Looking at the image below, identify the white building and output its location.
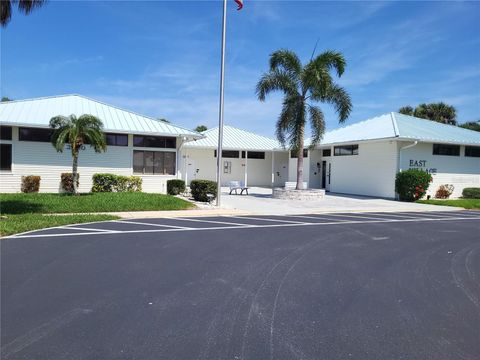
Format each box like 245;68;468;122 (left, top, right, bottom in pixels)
182;126;289;187
0;95;202;193
1;95;479;198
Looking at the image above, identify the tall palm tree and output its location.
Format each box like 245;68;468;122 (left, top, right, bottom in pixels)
256;49;352;190
49;114;107;194
414;102;457;125
1;0;46;27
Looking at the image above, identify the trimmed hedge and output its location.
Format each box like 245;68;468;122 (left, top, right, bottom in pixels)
395;169;432;202
190;179;217;202
61;173;79;193
91;173;142;192
167;179;186;195
21;175;41;193
462;187;480;199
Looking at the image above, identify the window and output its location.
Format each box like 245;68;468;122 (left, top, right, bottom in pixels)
133;135;176;148
106;133;128;146
334;144;359;156
0;126;12;140
214;150;239;158
1;144;12;171
290;149;308;158
241;151;265;159
433;144;460;156
465;146;480;158
133;151;176;175
322;149;331;157
19;127;53;142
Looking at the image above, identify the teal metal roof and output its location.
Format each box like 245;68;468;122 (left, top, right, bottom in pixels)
307;112;480;146
185;125;281;151
0;94;203;139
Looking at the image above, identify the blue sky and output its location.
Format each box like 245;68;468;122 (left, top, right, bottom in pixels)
1;0;479;137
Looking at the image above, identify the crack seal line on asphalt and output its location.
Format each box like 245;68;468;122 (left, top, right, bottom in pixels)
6;215;480;239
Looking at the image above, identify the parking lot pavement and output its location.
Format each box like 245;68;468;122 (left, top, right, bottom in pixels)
2;211;480;360
6;210;480;239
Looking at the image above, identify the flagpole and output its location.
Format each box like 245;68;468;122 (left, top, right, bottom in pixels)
216;0;227;206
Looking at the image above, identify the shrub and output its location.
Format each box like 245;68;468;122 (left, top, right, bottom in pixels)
167;179;186;195
190;179;217;202
462;187;480;199
21;175;41;193
91;173;142;193
435;184;454;199
61;173;79;193
395;169;432;202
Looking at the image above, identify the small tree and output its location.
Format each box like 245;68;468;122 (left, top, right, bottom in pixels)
194;125;208;132
50;114;107;195
398;102;457;125
459;121;480;132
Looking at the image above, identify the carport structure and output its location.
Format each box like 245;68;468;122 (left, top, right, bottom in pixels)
182;125;289;187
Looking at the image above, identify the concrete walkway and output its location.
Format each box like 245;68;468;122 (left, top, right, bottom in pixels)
219;187;461;215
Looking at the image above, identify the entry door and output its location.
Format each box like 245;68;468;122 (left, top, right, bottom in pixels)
321;161;327;188
186;159;196;184
326;162;331;192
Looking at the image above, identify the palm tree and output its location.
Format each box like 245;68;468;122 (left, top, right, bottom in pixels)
398;106;414;116
49;114;107;194
1;0;46;27
194;125;208;132
459;121;480;132
256;49;352;190
414;102;457;125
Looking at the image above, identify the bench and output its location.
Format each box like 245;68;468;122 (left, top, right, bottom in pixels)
229;181;249;195
285;181;308;190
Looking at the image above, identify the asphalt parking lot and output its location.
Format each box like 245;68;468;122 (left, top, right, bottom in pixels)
2;211;480;360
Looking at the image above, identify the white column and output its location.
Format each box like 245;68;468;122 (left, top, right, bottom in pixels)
244;150;248;187
271;150;275;188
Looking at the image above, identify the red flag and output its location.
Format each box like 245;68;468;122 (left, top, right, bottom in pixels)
235;0;243;10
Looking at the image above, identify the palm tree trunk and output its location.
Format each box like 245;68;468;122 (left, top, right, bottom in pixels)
296;129;305;190
72;152;79;195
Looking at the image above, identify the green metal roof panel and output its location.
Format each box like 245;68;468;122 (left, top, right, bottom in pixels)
393;113;480;145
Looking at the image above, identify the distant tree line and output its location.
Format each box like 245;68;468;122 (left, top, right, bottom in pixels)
398;102;479;132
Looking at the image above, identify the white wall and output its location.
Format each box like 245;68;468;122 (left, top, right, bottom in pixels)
327;141;398;198
288;150;310;187
400;142;480;198
182;148;287;187
0;128;178;193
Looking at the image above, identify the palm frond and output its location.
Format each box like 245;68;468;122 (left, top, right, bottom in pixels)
308;50;346;77
312;84;352;123
18;0;46;14
256;69;299;101
269;49;302;76
308;105;325;147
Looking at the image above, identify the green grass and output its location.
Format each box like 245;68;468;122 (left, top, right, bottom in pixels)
0;214;119;237
0;192;195;236
417;198;480;209
0;192;195;215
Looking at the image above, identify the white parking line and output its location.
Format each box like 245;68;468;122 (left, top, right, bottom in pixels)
297;213;397;221
228;216;308;224
9;215;479;239
359;213;420;219
60;226;114;233
113;220;193;229
291;215;351;222
169;217;251;227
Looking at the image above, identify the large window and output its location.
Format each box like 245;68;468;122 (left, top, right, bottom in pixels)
241;151;265;159
133;151;176;175
106;133;128;146
1;144;12;171
214;150;239;158
19;127;53;142
0;126;12;140
334;144;359;156
133;135;176;148
290;149;308;158
433;143;460;156
322;149;331;157
465;146;480;158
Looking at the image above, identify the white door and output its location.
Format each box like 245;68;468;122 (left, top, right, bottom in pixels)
186;159;197;184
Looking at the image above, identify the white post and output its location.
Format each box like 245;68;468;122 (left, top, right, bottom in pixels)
271;150;275;188
215;0;227;206
244;150;248;187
